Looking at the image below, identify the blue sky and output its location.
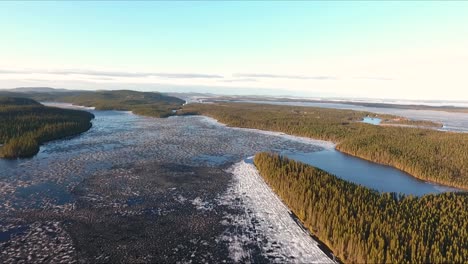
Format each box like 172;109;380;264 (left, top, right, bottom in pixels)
1;1;467;100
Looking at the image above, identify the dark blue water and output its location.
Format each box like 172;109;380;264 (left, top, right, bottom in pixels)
0;225;28;242
15;182;73;205
282;149;459;196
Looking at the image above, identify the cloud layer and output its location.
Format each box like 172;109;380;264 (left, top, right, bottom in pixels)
0;69;396;83
0;69;223;79
234;73;338;80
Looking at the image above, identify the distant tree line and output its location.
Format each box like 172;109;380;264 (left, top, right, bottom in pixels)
208;96;468;114
254;152;468;263
0;97;94;158
181;103;468;189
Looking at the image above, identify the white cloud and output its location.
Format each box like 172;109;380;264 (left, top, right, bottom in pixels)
234;73;338;80
0;69;223;79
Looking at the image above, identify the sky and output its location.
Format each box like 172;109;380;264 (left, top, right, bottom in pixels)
1;1;468;100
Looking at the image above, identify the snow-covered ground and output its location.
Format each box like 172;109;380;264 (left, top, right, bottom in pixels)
218;160;336;263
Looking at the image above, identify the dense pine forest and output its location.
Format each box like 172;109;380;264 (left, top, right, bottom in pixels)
181;103;468;189
0;89;185;118
0;97;94;158
254;153;468;263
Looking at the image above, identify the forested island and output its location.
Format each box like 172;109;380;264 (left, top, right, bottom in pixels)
0;97;94;158
0;89;185;118
254;152;468;263
180;103;468;189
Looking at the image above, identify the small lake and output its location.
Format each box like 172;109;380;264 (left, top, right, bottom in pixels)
282;149;459;196
362;117;381;125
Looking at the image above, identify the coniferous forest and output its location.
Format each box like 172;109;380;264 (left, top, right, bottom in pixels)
181;103;468;189
254;152;468;264
0;97;94;158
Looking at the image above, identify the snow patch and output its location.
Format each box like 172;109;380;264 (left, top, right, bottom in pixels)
175;195;187;204
218;160;336;263
191;197;213;211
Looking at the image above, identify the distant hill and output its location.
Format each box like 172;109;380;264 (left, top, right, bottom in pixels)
9;87;70;93
0;96;42;106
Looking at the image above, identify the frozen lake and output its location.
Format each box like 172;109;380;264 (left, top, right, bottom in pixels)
0;105;462;262
0;106;459;209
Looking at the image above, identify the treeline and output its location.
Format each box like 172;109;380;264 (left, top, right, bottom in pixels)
208;96;468;114
180;103;468;189
0;97;94;158
254;153;468;263
0;89;185;118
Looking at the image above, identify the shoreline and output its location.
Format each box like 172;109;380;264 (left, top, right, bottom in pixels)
42;102;96;110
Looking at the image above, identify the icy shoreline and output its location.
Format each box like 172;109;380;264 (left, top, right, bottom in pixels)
199;116;336;150
219;160;336;263
42;102;96;110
